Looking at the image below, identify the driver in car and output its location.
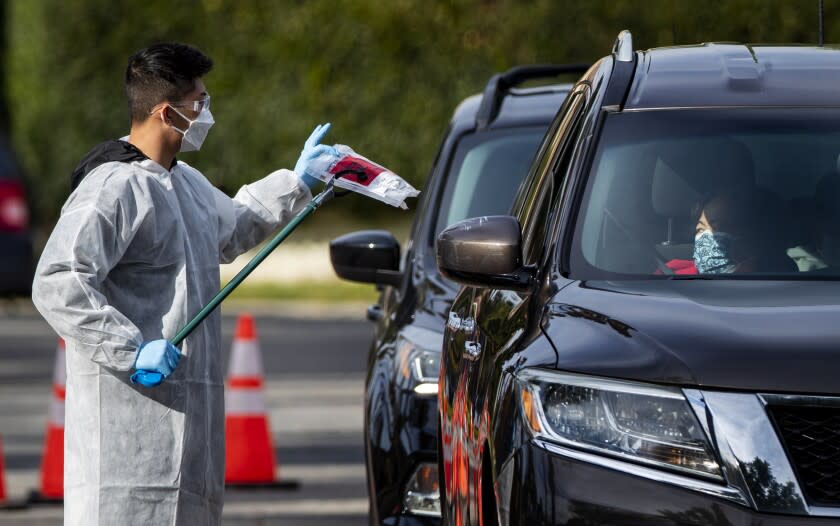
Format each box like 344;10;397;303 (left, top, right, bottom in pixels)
660;190;798;275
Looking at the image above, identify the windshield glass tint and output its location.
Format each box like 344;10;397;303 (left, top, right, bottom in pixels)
434;127;545;238
571;108;840;279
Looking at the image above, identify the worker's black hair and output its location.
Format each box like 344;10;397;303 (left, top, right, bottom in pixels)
125;42;213;124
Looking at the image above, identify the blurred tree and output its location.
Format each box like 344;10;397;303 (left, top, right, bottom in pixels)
5;0;836;227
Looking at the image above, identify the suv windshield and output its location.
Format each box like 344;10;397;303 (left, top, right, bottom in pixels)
434;127;546;239
572;108;840;279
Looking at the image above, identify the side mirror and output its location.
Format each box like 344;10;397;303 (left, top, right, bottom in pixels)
435;215;534;291
330;230;402;287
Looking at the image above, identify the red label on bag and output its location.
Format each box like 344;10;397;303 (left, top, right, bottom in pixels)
329;155;386;187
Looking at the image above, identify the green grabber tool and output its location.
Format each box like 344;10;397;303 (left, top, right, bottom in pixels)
131;176;344;386
170;176;339;348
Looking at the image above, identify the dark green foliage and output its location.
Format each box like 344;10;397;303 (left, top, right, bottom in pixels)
7;0;835;225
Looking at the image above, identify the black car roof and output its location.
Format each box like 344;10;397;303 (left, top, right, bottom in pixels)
625;44;840;110
451;84;573;130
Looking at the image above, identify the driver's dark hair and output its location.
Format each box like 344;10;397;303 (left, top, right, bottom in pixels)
125;43;213;124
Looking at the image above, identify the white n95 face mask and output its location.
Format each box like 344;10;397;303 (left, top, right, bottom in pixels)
167;105;214;152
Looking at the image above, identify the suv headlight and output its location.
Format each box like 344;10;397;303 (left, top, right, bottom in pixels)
518;369;722;481
396;326;442;396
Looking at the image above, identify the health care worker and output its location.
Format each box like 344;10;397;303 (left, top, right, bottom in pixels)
31;43;338;525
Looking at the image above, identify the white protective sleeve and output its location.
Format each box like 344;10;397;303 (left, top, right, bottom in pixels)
32;171;145;371
215;168;312;264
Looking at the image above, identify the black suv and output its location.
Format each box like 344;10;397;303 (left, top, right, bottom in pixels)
330;64;586;524
436;31;840;525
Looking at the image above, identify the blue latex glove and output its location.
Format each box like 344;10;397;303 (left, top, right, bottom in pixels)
294;123;340;190
130;339;181;387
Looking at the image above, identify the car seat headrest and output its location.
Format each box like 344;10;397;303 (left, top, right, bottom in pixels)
651;138;755;218
652;158;700;217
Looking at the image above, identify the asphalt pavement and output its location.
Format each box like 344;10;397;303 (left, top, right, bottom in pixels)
0;301;374;525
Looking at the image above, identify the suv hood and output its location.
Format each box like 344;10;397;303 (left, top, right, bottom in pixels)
542;280;840;394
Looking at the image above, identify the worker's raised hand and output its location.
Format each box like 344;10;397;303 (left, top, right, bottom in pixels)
294;123;340;190
130;339;181;387
304;123;332;151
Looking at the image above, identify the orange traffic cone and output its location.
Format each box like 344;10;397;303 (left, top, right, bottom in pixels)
224;314;298;489
29;338;65;504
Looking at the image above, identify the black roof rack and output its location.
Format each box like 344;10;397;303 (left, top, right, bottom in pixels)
474;63;590;130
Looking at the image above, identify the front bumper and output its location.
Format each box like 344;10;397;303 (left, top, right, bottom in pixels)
501;440;840;525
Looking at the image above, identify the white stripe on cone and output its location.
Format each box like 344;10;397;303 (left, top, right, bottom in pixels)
228;340;263;377
225;389;268;416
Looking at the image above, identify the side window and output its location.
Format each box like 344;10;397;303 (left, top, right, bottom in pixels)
516;88;588;264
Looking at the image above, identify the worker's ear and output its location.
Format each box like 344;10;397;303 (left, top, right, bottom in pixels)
159;105;172;126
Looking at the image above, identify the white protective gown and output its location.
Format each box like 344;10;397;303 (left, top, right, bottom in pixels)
32;154;311;525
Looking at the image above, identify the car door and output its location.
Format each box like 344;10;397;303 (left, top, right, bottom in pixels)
441;85;590;525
